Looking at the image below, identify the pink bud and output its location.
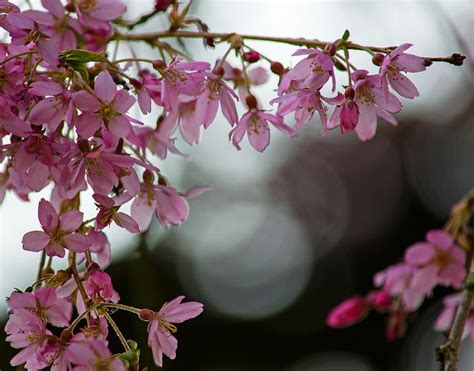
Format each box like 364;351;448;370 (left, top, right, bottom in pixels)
326;297;368;328
372;53;385;66
270;61;285;75
86;269;114;301
242;51;260;63
155;0;173;12
367;291;392;311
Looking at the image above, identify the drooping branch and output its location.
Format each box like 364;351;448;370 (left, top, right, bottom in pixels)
114;30;466;65
437;191;474;371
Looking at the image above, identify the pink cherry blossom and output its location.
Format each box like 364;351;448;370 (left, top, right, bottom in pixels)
434;293;474;342
379;43;427;99
42;332;95;370
326;296;368;328
93;193;140;233
153;58;210;113
131;173;210;231
351;69;402;141
74;339;125;371
29;80;75;131
405;230;466;291
5;309;51;369
7;287;72;327
195;68;238;128
141;296;204;367
229;97;296;152
22;198;91;257
278;48;335;95
74;0;127;30
73;71;138;139
373;263;428;311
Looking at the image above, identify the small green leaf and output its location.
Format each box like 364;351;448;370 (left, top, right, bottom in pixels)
342;29;350;41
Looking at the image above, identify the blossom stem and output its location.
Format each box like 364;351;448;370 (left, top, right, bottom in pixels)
67;302;101;332
69;253;89;306
342;46;352;86
114;30;464;63
0;50;37;65
105;302;142;315
104;311;131;352
36;251;46;282
112;57;155;65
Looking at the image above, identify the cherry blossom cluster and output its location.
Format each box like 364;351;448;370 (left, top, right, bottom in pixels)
327;230;467;339
0;0;464;369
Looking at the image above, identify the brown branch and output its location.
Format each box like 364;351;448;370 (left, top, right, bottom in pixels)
437;273;474;371
114;30;465;64
437;192;474;371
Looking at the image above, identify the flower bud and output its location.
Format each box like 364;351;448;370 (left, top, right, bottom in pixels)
143;170;155;184
242;51;260;63
449;53;465;66
326;297;368;328
270;61;285;76
213;66;225;76
78;139;90;153
152;59;166;71
324;42;337;56
139;308;156;321
155;0;173;12
344;86;355;100
367;290;392;311
245;95;258;110
372;53;385;66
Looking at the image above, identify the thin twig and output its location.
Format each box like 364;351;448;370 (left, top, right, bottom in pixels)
114;30;465;64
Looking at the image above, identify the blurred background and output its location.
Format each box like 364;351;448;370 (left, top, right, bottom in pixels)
1;0;474;369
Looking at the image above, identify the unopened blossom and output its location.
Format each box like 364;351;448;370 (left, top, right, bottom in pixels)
22;198;91;257
140;296;204;367
373;263;428;311
93;193;140;233
327;87;359;134
72;71;138;139
7;287;72;327
5;309;51;369
195;67;238;128
377;43;427;100
367;290;393;311
242;50;260;63
326;296;368;328
351;69;402;141
86;264;114;301
229;95;297;152
405;230;466;291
